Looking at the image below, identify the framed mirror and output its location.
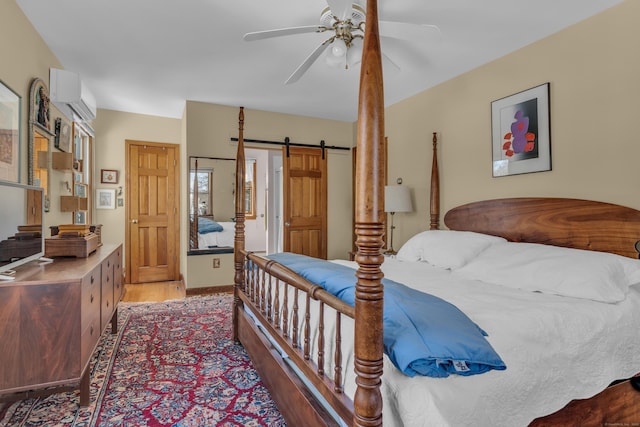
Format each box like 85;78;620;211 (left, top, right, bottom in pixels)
28;78;54;212
245;158;256;220
188;156;235;254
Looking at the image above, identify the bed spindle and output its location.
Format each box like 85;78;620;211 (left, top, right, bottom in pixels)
274;278;281;329
334;312;343;393
266;271;273;322
304;295;312;360
317;302;325;376
282;284;290;338
260;268;267;315
292;288;299;348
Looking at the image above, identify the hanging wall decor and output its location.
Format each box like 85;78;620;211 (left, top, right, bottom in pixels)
491;82;551;177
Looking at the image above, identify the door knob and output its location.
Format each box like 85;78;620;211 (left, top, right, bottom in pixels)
285;222;290;227
131;219;138;224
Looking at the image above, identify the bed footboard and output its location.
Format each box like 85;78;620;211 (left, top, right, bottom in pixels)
235;250;355;426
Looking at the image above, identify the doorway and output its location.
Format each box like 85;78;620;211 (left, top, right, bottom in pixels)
244;145;328;258
244;147;286;255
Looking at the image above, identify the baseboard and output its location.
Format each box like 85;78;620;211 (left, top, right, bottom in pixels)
186;285;234;296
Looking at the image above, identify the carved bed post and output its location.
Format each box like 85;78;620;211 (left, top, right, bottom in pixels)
353;0;385;425
233;106;246;342
430;132;440;230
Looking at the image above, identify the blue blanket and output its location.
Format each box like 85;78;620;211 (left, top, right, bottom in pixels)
267;253;506;378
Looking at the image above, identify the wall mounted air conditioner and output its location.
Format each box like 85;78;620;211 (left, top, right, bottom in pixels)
50;68;97;122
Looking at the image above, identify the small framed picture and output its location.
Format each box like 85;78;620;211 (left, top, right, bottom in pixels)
96;188;116;209
101;169;118;184
74;183;87;198
74;211;87;225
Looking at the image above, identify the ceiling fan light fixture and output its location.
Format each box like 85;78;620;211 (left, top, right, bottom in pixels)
331;38;348;57
346;40;363;67
326;47;346;68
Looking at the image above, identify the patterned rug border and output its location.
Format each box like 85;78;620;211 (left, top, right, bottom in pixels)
87;309;132;427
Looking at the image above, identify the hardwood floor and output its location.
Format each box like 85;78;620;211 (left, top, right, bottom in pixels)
122;281;186;303
122;281;234;303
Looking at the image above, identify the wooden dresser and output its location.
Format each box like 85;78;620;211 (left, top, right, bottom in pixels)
0;243;123;406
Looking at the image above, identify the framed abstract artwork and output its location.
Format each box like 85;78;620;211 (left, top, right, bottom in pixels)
0;80;21;182
491;82;551;177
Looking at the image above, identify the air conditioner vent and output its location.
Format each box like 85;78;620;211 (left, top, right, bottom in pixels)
50;68;97;122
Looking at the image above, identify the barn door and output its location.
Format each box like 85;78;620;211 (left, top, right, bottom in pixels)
126;140;180;283
282;146;327;259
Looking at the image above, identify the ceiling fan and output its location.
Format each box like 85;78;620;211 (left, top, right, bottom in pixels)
243;0;440;84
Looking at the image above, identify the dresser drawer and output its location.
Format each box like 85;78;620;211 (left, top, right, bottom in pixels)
80;317;101;369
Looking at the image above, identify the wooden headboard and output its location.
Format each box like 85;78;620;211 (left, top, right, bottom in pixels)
444;197;640;259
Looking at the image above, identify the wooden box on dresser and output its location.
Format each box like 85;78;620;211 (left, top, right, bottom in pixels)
0;243;123;406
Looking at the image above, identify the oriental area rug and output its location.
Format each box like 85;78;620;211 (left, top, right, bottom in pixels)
0;294;286;427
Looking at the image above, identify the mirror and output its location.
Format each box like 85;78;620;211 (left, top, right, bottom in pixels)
188;156;235;254
245;158;256;220
28;78;54;212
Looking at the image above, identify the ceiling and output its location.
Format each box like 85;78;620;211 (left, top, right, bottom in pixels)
16;0;622;122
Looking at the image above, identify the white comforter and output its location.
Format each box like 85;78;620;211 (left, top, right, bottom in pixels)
326;258;640;427
197;221;235;248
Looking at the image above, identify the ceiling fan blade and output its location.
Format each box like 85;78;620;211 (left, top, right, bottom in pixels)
285;39;333;85
378;21;442;42
244;25;327;42
382;52;401;73
325;0;352;20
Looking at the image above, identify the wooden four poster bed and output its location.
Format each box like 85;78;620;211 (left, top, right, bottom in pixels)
231;1;640;425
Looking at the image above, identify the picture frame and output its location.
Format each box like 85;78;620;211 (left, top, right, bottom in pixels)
30;78;50;131
54;117;72;153
96;188;116;209
74;183;87;198
101;169;119;184
74;211;87;225
491;82;551;177
0;80;21;182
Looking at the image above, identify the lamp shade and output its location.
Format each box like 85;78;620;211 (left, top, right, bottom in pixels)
384;185;413;213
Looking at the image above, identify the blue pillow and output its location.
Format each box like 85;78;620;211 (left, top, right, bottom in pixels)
198;217;223;234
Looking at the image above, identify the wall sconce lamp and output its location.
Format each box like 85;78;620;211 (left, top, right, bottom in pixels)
384;184;413;255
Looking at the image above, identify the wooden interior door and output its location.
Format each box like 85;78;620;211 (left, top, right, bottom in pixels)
126;141;180;283
282;146;327;259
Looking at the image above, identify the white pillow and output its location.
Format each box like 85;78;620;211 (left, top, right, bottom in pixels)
455;241;640;303
396;230;507;269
